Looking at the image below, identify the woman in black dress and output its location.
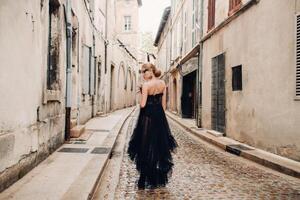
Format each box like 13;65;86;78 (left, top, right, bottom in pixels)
127;63;178;189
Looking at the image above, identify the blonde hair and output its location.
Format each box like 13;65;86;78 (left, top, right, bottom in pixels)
141;63;161;78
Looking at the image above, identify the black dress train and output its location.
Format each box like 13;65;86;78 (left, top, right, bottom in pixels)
127;93;178;189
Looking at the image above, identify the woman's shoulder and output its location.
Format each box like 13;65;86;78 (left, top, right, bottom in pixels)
155;79;166;86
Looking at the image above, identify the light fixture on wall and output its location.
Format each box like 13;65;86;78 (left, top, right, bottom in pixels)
177;63;183;76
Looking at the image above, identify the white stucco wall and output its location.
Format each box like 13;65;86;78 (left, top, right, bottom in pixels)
0;0;66;175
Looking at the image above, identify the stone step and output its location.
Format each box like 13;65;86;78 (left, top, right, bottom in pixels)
96;112;109;117
70;119;77;129
70;125;85;138
207;130;224;137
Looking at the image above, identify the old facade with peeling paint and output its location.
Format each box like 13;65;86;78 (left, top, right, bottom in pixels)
0;0;141;192
155;0;300;161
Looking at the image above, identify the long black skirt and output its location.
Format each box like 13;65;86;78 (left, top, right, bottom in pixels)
127;105;178;188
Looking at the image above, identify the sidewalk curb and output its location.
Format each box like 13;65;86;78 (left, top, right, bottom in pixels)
166;111;300;179
88;106;136;200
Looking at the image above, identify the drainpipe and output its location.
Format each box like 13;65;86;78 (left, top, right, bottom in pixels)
104;0;108;114
92;35;96;117
196;0;204;127
91;0;96;117
77;22;80;126
65;0;72;141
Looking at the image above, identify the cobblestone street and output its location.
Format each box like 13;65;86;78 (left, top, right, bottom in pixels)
112;112;300;199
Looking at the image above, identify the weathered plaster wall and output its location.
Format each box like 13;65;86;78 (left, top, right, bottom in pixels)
202;0;300;160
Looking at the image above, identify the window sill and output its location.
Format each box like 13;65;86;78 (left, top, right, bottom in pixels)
43;90;62;104
207;25;215;33
228;3;242;16
123;31;137;34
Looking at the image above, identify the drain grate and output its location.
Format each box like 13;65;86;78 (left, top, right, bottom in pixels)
91;147;111;154
228;144;254;150
73;141;86;144
111;151;122;157
226;144;254;156
58;148;89;153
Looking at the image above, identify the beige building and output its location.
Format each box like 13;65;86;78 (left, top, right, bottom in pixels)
155;0;300;161
155;0;201;121
201;0;300;161
0;0;141;192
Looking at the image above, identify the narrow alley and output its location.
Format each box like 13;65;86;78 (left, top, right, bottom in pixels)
93;109;300;199
1;0;300;199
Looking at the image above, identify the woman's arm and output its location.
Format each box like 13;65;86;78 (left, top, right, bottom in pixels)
140;84;148;108
162;84;167;111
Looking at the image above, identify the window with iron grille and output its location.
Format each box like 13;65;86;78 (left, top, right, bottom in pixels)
232;65;242;91
47;0;61;90
124;16;131;31
296;14;300;98
229;0;242;16
207;0;215;31
131;76;133;91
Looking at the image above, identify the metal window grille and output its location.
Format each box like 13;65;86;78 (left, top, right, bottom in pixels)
232;65;242;91
296;14;300;97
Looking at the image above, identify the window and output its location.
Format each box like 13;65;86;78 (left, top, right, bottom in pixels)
47;0;61;90
131;75;133;91
192;0;196;47
232;65;242;91
124;16;131;31
82;45;95;95
172;24;178;59
177;20;181;56
183;11;187;54
207;0;215;31
229;0;242;16
296;14;300;98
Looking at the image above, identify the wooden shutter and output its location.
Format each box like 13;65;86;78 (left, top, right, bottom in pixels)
82;45;91;94
229;0;242;16
208;0;215;31
90;56;95;95
296;14;300;97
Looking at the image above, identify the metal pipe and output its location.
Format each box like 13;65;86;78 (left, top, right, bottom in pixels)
91;0;96;117
77;20;81;126
196;0;204;127
65;0;72;141
104;0;108;114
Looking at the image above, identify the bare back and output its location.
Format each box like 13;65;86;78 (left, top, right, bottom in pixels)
140;79;167;110
146;79;166;95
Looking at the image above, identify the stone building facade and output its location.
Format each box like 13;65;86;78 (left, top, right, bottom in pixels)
201;0;300;161
155;0;202;121
155;0;300;161
0;0;141;192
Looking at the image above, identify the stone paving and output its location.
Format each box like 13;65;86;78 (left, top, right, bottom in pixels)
112;112;300;200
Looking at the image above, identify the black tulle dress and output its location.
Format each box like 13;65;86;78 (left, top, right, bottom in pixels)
127;93;178;189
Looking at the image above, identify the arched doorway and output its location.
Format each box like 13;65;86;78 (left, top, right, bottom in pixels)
173;78;177;113
126;69;132;106
133;72;137;105
118;63;126;108
97;61;103;113
110;65;115;111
